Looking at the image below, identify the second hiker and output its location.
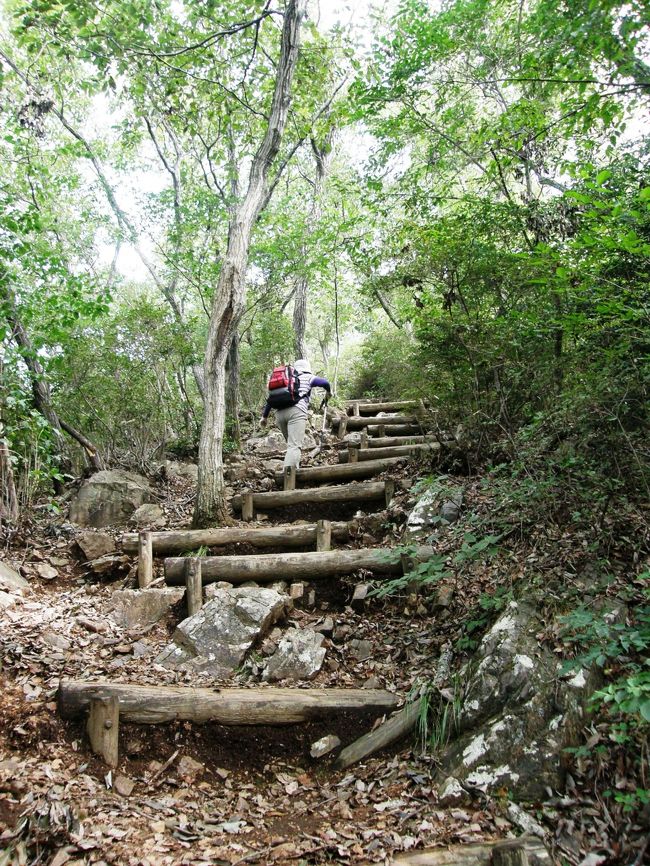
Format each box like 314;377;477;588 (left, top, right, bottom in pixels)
259;359;331;468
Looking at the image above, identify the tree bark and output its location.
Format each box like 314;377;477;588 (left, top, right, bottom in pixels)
194;0;306;527
225;334;241;448
0;435;18;522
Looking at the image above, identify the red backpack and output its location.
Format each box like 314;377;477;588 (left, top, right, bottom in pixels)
266;365;302;409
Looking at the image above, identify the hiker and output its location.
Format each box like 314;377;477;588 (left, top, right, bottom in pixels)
259;359;331;468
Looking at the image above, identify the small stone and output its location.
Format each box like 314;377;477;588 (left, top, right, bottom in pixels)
289;583;304;602
333;624;351;643
438;777;470;806
0;561;29;593
315;617;334;637
350;639;372;661
215;767;229;781
76;531;116;561
42;629;71;651
130;503;166;529
35;563;57;581
0;590;16;610
326;659;340;672
363;676;381;689
305;589;316;608
310;735;341;759
177;755;204;783
432;583;455;611
114;774;135;796
351;584;369;612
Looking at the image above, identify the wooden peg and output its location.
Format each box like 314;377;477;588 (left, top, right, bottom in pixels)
87;695;119;768
283;465;296;491
360;430;368;449
338;417;348;439
138;530;153;588
316;519;332;551
384;479;395;506
348;442;360;463
185;558;203;617
242;489;254;522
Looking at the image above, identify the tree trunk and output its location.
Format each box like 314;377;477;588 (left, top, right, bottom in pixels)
0;435;18;522
225;334;241;449
193;0;306;527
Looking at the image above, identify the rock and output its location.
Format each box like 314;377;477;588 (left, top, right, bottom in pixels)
0;561;28;594
350;639;372;661
42;629;71;651
506;803;546;838
310;735;341;759
114;774;135;797
75;531;116;561
246;432;285;454
363;676;381;690
87;553;130;575
108;588;185;629
176;755;204;783
315;617;334;637
404;486;463;540
163;461;198;482
225;464;249;482
437;600;602;799
156;587;290;676
432;583;455;611
440;492;463;524
290;583;305;602
351;584;369;612
266;460;283;474
263;628;326;682
301;432;316;450
0;590;16;610
69;470;154;528
35;563;57;581
130;503;166;529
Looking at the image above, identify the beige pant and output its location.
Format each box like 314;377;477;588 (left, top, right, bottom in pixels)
276;405;308;468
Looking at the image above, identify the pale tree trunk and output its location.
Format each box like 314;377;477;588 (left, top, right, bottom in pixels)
293;130;334;359
194;0;306;527
226;334;242;449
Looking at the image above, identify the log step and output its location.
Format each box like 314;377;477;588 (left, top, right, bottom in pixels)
164;544;433;585
231;480;393;515
339;444;441;463
333;413;421;430
58;680;399;725
121;521;354;554
346;400;423;415
365;435;437;448
274;456;405;486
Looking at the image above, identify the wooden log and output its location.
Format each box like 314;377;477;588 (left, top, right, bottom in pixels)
335;701;420;769
368;424;422;437
369;838;551;866
122;522;354;554
316;519;331;551
283;465;296;491
231;481;389;513
360;429;368;448
338;416;348;439
368;435;438;448
185;558;202;616
341;414;420;430
87;695;119;768
164;544;434;585
339;443;441;463
351;401;360;416
273;457;405;487
138;531;153;589
59;681;400;725
241;489;254;522
344;400;422;414
348;441;360;463
385;478;395;506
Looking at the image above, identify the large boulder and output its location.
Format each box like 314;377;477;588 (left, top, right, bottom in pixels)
156;587;290;677
108;588;185;629
437;601;601;799
263;627;326;682
69;470;154;528
246;431;285;454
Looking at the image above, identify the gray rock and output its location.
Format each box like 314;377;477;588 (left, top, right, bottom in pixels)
69;470;154;528
87;553;130;574
0;590;16;610
76;531;116;561
350;639;372;661
246;432;285;454
109;588;185;629
130;503;166;529
163;461;198;482
404;486;463;540
263;627;326;682
0;561;29;593
437;600;602;799
440;492;463;524
42;629;72;651
157;587;290;676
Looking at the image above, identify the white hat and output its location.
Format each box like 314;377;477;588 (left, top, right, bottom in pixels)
294;358;311;373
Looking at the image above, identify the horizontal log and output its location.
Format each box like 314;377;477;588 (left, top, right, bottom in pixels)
367;424;423;437
121;522;353;554
339;444;441;463
338;414;421;430
366;435;438;448
58;680;399;725
335;701;420;769
231;480;390;512
164;544;433;585
367;839;551;866
274;457;405;486
347;400;423;415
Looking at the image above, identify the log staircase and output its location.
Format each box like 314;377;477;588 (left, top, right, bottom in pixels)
60;397;438;769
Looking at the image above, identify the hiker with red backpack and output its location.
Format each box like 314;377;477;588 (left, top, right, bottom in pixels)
259;359;331;468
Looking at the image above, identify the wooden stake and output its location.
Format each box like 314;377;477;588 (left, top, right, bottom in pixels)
348;442;360;463
338;416;348;439
185;558;202;616
283;465;296;491
87;695;119;768
138;531;153;588
376;423;386;438
385;479;395;506
351;401;360;416
360;429;368;448
242;489;254;522
316;519;332;551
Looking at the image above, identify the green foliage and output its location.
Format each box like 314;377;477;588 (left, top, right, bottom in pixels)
456;587;513;652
